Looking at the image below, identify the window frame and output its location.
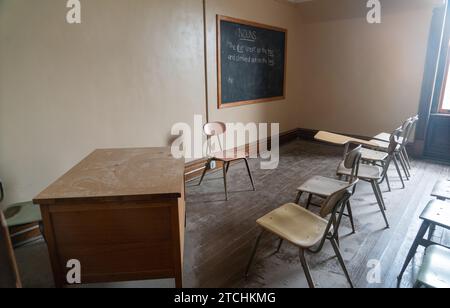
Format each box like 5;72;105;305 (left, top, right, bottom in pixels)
438;43;450;114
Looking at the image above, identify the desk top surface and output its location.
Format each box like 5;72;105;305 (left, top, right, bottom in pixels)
34;148;185;205
431;180;450;200
315;131;378;147
421;200;450;227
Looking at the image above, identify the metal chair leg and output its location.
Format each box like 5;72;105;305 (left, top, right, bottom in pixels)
347;201;356;234
295;191;303;204
398;153;410;180
243;159;256;191
299;248;315;288
393;156;406;189
397;221;430;287
403;148;412;170
198;159;211;186
245;230;265;278
276;238;284;253
374;181;387;211
223;162;229;201
400;151;411;177
385;172;392;192
332;215;340;247
330;238;354;288
306;194;313;210
371;181;389;228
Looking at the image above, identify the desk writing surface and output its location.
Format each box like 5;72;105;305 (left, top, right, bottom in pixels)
431;180;450;200
315;131;378;147
34;148;184;205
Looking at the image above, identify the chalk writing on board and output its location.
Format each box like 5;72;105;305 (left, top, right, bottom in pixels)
225;41;275;67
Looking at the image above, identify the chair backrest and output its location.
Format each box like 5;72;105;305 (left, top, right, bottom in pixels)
320;180;358;218
401;119;415;144
203;122;226;154
343;146;362;182
0;212;21;288
203;122;226;137
405;115;419;143
387;128;402;155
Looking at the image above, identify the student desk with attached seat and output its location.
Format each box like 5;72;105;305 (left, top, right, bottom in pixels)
314;131;379;158
33;148;185;288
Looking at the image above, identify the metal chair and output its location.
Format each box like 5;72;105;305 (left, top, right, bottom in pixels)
370;119;415;182
397;200;450;287
336;132;402;229
414;245;450;288
373;116;419;171
295;146;362;234
245;180;358;288
361;128;407;190
0;179;42;247
198;122;255;201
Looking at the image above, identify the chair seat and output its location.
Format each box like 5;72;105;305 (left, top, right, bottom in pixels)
337;162;381;180
257;203;328;248
3;202;42;228
211;149;247;162
297;176;349;197
373;133;404;144
417;245;450;288
361;148;388;162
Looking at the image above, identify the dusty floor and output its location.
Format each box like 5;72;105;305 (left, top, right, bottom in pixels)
15;140;450;288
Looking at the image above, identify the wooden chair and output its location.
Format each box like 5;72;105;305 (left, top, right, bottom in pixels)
0;211;22;288
295;146;362;234
198;122;255;201
245;181;358;288
0;178;42;247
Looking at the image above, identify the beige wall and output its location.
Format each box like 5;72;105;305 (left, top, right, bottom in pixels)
296;0;439;137
0;0;440;205
0;0;301;205
0;0;208;205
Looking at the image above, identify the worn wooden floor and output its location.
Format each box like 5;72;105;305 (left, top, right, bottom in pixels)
183;140;449;288
16;140;450;288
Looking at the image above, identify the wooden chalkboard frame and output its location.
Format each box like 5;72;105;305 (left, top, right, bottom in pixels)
217;15;288;109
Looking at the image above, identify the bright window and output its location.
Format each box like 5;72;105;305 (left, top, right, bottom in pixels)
440;46;450;113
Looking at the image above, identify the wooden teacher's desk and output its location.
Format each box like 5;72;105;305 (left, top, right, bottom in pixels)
33;148;185;288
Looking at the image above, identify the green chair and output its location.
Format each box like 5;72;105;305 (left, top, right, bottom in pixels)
0;179;43;247
415;245;450;288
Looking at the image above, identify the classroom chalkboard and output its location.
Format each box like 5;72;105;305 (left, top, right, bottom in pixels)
217;16;287;109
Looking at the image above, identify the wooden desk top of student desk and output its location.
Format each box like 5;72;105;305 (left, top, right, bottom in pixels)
34;148;186;288
314;131;379;148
